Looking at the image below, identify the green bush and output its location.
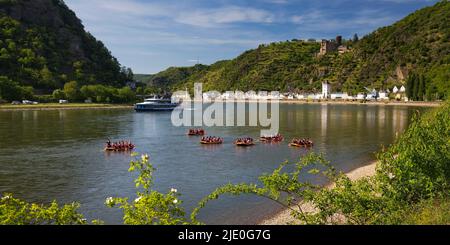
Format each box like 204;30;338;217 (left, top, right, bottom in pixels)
400;196;450;225
105;153;189;225
35;94;55;103
377;102;450;202
0;76;33;101
0;194;91;225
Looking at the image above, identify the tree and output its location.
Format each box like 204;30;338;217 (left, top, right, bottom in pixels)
117;86;135;103
352;33;359;43
136;87;144;96
20;86;34;100
52;89;65;100
0;76;24;101
417;75;426;101
63;81;80;101
39;65;56;89
412;76;419;101
406;74;416;100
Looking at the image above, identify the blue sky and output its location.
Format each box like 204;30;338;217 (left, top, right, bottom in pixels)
65;0;439;74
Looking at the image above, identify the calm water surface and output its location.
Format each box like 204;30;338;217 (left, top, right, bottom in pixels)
0;104;427;224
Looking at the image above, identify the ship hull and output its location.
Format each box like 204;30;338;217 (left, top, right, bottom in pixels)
134;104;179;112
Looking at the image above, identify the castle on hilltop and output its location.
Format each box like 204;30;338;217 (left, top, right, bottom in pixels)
319;36;349;56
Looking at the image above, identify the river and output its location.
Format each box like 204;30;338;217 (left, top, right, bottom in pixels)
0;103;428;224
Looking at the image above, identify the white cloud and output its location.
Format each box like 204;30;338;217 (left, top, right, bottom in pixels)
175;6;274;27
264;0;289;4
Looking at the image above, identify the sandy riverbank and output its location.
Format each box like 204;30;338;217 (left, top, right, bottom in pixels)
0;104;133;111
259;160;378;225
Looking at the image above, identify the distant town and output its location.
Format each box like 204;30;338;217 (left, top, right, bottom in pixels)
189;82;409;103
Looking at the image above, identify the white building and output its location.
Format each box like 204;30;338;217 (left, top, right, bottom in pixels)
203;91;221;101
322;82;331;99
245;91;257;100
357;93;366;100
234;91;246;100
173;90;190;101
296;94;306;100
268;92;282;100
366;94;376;101
347;95;356;101
393;86;399;94
331;93;349;100
379;91;389;101
221;91;235;100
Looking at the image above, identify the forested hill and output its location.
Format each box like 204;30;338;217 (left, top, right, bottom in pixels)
0;0;133;93
143;1;449;99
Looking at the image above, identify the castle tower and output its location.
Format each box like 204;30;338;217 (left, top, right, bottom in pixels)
336;36;342;46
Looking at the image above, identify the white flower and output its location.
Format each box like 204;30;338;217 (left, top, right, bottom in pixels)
134;196;143;203
388;173;396;180
1;195;11;200
141;154;149;162
173;199;178;204
105;197;114;205
170;188;178;193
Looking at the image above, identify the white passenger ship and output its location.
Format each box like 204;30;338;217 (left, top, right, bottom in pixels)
134;97;180;112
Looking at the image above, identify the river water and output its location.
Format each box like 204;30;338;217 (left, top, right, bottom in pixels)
0;103;427;224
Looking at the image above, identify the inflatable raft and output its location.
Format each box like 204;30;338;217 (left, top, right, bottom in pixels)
200;141;223;145
289;141;314;148
235;142;255;147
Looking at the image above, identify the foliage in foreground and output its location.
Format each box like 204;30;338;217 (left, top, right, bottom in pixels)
0;153;188;225
400;197;450;225
0;194;94;225
105;153;189;225
192;101;450;224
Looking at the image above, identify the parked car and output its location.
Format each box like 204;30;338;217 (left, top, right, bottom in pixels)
59;100;69;104
22;100;33;105
11;101;22;105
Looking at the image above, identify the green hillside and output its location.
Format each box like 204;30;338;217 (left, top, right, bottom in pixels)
145;1;449;99
0;0;133;99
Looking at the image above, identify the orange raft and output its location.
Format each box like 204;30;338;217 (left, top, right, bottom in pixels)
288;139;314;148
188;128;206;136
234;138;255;147
104;147;134;152
104;141;135;152
260;134;284;143
200;136;223;145
235;142;255;147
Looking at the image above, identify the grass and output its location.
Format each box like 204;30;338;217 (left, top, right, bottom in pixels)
0;103;133;110
402;197;450;225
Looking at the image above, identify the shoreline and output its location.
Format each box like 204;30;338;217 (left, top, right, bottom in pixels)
277;100;441;107
0;104;133;111
0;100;440;111
258;160;378;225
187;99;442;107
